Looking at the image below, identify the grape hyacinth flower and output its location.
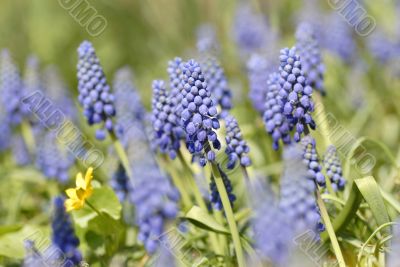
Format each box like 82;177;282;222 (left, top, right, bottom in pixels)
0;49;27;125
24;55;43;95
196;24;220;55
201;56;232;118
366;30;398;64
251;180;293;266
301;136;325;187
12;136;31;166
36;132;74;183
130;167;180;254
110;163;134;202
151;80;184;159
209;165;236;210
179;59;221;166
321;14;356;64
0;108;11;152
323;145;346;191
280;144;324;236
77;41;116;141
279;47;316;142
52;196;82;265
224;115;251;169
247;53;272;114
295;22;325;95
167;57;184;117
233;3;269;54
42;66;76;121
263;72;292;150
113;67;145;138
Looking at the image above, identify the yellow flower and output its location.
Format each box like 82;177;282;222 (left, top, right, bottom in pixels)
65;167;94;211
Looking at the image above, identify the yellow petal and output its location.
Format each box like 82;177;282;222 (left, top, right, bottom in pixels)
84;167;94;186
65;199;79;211
76;172;85;189
65;188;78;199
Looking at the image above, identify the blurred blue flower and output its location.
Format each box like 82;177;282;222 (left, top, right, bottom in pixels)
367;30;398;64
251;179;293;266
151;80;184;159
209;165;236;210
179;59;221;167
36;132;74;184
279;47;316;142
224;115;251;169
246;53;272;114
76;40;116;141
301;136;325;187
0;49;27;125
263;72;292;150
295;22;325;95
113;67;145;138
233;3;269;54
196;24;220;55
280;144;324;236
110;163;134;203
52;196;82;265
323;145;346;191
42;66;77;121
201;56;232;118
321;14;356;64
130;167;180;254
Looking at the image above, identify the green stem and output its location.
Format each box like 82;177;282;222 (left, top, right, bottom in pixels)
20;120;36;157
109;130;133;179
159;155;192;211
176;150;223;255
210;162;245;267
316;190;346;267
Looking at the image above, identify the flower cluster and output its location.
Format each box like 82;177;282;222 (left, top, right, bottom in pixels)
323;145;346;191
23;55;43;96
201;56;232;118
224;115;251;169
251;183;293;266
113;67;145;137
110;163;134;202
279;47;316;142
167;57;184;119
52;196;82;265
247;54;271;114
301;136;325;187
42;66;76;121
321;14;356;64
367;30;399;64
233;3;269;54
151;80;185;159
36;132;74;183
280;145;324;236
0;110;11;152
0;49;27;125
131;168;180;254
179;59;221;166
196;24;220;55
77;41;116;141
263;72;292;150
209;166;236;210
295;22;325;95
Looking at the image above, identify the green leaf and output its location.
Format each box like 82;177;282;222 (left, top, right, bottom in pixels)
0;225;23;236
89;186;122;220
0;225;49;259
355;177;390;233
184;206;230;235
322;176;390;242
72;186;122;228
